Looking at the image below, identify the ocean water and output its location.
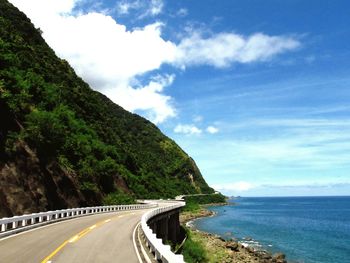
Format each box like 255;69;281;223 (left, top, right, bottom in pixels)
194;196;350;263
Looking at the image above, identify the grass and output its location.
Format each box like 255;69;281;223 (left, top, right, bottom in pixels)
182;228;208;263
186;229;235;263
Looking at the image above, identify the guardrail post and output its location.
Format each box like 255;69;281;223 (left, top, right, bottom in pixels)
1;223;6;232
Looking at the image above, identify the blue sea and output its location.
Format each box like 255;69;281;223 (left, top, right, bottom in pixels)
194;196;350;263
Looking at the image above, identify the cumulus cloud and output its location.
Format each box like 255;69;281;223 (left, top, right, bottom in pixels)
104;74;176;124
206;126;219;134
10;0;176;123
174;124;202;135
175;32;300;68
9;0;301;124
174;122;219;135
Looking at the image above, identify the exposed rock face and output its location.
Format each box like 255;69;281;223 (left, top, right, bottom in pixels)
0;141;87;217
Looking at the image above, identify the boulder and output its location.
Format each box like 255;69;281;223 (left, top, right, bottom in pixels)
272;252;287;263
225;241;239;251
256;251;272;260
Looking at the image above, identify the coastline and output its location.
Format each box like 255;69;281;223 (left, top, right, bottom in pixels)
180;205;287;263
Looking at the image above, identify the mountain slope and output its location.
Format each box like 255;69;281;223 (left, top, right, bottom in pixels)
0;0;213;217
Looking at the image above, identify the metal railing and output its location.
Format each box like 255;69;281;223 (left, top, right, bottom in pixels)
0;203;157;238
141;202;186;263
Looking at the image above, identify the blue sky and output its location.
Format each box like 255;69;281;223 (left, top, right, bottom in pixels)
10;0;350;196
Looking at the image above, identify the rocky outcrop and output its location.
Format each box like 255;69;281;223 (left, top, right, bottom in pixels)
0;141;86;217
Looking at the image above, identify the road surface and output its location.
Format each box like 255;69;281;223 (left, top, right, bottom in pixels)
0;209;148;263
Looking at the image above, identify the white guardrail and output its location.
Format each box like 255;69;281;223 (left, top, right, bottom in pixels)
0;203;157;238
141;201;186;263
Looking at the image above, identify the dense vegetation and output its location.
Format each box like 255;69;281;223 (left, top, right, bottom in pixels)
183;228;208;263
0;0;213;211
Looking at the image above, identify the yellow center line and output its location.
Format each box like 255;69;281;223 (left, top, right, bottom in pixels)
68;235;79;243
41;240;70;263
41;224;96;263
40;211;136;263
70;228;93;243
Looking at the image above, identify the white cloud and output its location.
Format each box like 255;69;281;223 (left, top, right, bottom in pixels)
174;124;202;135
175;32;300;68
104;74;176;124
212;181;255;192
212;181;350;196
206;126;219;134
174;124;219;135
9;0;301;124
202;117;350;170
176;8;188;17
149;0;163;16
10;0;176;123
10;0;76;17
116;0;163;17
193;115;203;123
116;0;141;15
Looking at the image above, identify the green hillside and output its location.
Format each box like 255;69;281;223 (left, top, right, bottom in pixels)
0;0;213;217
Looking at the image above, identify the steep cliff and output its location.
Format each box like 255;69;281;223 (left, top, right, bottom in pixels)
0;0;213;217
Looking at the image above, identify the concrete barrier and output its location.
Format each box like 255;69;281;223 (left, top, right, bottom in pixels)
141;201;186;263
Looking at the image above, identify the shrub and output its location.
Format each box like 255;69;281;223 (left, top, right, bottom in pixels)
182;229;207;263
102;191;135;205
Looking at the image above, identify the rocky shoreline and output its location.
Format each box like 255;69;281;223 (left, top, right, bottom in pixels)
180;206;287;263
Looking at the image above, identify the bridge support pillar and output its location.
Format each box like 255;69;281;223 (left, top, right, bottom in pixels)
151;222;157;234
147;208;183;246
168;212;180;244
157;217;169;243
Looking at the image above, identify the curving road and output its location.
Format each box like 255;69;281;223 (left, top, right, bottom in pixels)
0;209;150;263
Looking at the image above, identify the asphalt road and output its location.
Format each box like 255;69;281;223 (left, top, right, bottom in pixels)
0;209;148;263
